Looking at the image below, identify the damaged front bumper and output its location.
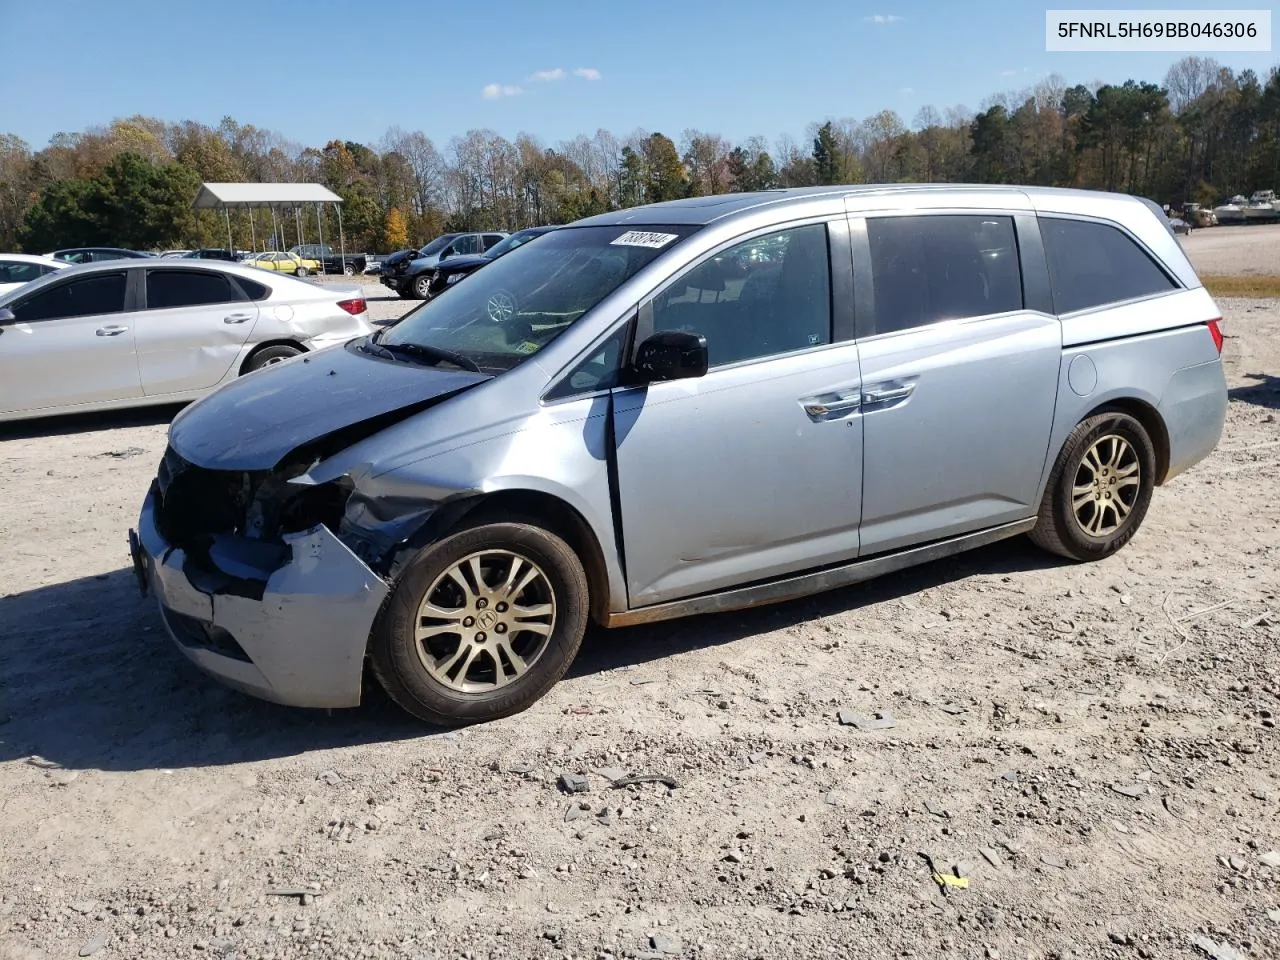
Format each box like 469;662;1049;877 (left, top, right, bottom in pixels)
131;487;389;708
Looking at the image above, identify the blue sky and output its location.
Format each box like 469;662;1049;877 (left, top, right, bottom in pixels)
1;0;1275;152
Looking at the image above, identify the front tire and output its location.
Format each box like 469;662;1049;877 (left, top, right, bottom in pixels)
1029;411;1156;561
370;520;590;726
412;275;432;299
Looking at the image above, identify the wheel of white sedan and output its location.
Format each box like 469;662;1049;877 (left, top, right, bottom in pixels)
370;519;589;726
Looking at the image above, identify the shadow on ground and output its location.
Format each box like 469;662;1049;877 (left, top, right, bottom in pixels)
0;404;185;441
1229;372;1280;410
0;538;1063;773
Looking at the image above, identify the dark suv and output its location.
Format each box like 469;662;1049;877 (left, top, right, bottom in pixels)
405;226;557;301
380;232;507;299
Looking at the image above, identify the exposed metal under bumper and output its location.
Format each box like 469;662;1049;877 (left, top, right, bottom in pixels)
605;518;1038;627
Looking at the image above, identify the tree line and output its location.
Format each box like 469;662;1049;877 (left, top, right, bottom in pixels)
1;56;1277;255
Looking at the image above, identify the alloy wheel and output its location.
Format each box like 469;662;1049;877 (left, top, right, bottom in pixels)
413;550;556;693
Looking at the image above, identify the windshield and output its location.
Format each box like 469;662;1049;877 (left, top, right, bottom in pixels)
380;224;698;373
418;235;456;257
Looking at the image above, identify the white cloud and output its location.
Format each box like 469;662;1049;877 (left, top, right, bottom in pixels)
529;68;566;82
900;87;914;95
481;83;523;99
573;67;602;80
864;14;904;23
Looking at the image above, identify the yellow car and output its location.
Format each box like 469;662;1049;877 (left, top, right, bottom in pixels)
244;251;322;276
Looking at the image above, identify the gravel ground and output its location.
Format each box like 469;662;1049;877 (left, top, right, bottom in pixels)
0;238;1278;960
1176;223;1280;276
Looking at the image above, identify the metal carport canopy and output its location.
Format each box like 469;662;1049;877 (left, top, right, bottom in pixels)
191;183;348;272
191;183;342;208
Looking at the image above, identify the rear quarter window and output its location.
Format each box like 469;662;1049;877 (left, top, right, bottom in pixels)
1040;217;1177;315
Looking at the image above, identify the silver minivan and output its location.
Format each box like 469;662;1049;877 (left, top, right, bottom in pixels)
129;185;1228;726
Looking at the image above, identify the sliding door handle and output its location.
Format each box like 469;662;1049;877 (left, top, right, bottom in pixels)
862;384;914;405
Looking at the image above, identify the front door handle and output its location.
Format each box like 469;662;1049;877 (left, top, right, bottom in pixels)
96;325;129;336
223;313;252;324
800;387;862;422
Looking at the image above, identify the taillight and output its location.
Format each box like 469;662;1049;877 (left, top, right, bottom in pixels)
1206;318;1223;354
337;298;367;316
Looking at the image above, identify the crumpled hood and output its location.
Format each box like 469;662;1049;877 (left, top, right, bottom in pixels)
168;340;491;471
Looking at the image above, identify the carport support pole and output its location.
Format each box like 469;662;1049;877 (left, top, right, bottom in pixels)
224;207;233;253
270;206;280;251
249;207;256;253
315;203;326;275
336;202;346;274
295;207;303;250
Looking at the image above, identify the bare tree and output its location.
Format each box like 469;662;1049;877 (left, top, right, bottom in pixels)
1164;56;1223;114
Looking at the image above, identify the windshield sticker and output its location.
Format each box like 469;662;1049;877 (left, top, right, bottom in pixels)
610;230;679;249
514;340;540;354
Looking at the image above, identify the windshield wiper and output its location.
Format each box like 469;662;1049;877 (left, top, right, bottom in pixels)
378;339;482;373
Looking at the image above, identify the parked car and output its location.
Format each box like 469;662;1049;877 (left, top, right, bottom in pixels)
159;249;193;258
242;251;323;276
0;259;374;422
408;226;558;300
49;247;154;263
128;184;1227;727
0;253;67;296
1169;217;1192;236
289;244;367;276
380;232;508;298
182;248;239;262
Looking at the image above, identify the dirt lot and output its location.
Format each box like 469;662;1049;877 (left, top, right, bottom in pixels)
1178;222;1280;277
1;240;1278;960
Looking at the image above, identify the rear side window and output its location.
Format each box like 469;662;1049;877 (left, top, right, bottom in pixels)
866;214;1023;335
0;261;49;284
234;276;270;300
14;272;127;321
146;270;244;309
1040;217;1177;314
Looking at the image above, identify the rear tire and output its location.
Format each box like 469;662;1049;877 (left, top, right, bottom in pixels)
245;344;303;372
370;519;590;727
1029;411;1156;562
343;263;356;276
295;266;308;277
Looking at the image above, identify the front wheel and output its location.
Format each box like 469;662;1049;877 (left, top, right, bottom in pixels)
411;275;432;299
370;520;590;726
1029;411;1156;561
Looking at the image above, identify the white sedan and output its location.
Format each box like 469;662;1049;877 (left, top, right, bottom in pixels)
0;259;376;422
0;253;67;297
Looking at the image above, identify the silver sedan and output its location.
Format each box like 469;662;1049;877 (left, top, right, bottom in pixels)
0;259;375;422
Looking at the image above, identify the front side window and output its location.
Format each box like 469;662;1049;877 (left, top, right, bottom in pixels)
13;272;127;322
545;323;631;400
146;270;243;309
648;223;832;367
380;224;698;373
866;214;1023;335
1040;217;1177;314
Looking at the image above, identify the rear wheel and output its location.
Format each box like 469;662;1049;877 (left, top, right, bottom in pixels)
245;344;303;372
370;520;590;726
1029;411;1156;561
343;262;356;276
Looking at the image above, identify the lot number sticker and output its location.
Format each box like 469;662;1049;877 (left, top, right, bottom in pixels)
610;231;679;249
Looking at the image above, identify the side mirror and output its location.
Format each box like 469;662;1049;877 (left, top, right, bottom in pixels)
633;330;708;383
0;308;16;326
